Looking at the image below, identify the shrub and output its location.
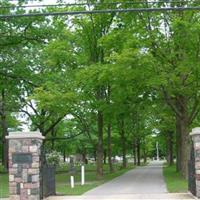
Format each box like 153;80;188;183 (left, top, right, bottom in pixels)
46;151;62;167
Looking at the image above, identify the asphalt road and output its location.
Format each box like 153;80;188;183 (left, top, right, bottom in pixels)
84;161;167;195
46;161;194;199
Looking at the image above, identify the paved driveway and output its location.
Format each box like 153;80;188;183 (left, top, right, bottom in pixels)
46;161;194;199
84;161;167;195
46;193;194;199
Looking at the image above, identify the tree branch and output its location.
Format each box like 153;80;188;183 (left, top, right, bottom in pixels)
161;86;182;118
72;111;95;144
43;115;66;136
0;71;38;87
189;98;200;124
44;132;84;141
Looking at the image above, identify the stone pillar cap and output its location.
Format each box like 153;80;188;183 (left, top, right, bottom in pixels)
6;131;45;140
190;127;200;136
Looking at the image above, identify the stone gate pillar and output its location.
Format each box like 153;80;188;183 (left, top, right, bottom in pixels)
190;127;200;198
6;132;44;200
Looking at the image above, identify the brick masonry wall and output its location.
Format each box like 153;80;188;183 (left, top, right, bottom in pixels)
7;134;43;200
191;128;200;198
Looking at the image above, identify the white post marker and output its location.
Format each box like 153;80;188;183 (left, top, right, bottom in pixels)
70;176;74;188
81;165;85;185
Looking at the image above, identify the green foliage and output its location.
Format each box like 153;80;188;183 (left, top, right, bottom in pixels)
46;151;62;166
33;86;76;114
2;0;200;178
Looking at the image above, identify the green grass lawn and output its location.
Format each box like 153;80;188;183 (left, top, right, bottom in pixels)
56;163;134;195
0;173;9;198
0;163;134;197
163;164;188;193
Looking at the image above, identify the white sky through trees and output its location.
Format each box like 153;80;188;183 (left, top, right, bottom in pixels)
13;0;75;131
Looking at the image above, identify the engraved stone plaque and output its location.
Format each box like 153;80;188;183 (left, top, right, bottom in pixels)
12;153;32;164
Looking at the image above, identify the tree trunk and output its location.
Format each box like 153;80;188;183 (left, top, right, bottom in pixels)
51;128;55;150
133;139;137;166
180;115;189;179
96;110;104;179
63;149;66;162
120;119;127;168
82;148;88;164
107;123;114;173
143;142;147;164
137;139;141;166
94;150;96;161
1;113;8;170
0;89;8;170
144;153;147;164
106;86;113;173
167;131;174;166
176;113;182;172
1;142;3;165
103;149;107;164
176;96;189;179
